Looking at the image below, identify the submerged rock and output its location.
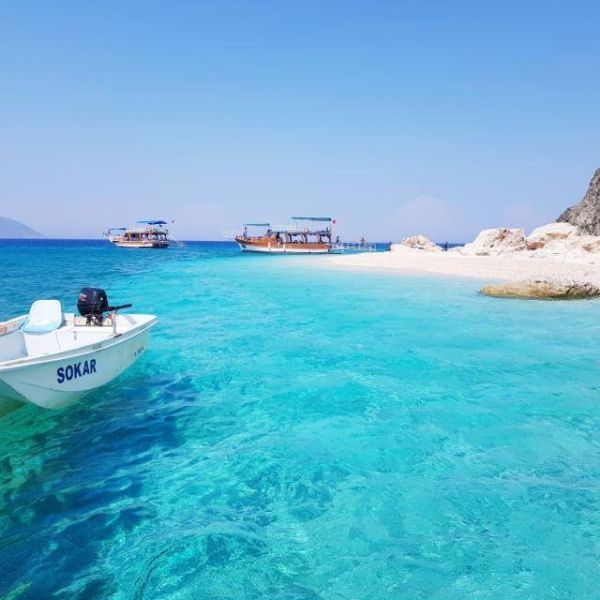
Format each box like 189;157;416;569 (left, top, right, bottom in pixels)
458;228;526;256
392;234;441;252
558;167;600;235
480;278;600;300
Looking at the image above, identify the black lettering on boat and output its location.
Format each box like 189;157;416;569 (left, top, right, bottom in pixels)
56;359;97;384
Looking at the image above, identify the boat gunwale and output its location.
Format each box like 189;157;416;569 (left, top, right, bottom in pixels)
0;315;158;372
113;242;170;248
0;316;26;337
234;236;331;252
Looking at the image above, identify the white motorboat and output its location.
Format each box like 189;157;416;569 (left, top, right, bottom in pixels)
0;288;158;409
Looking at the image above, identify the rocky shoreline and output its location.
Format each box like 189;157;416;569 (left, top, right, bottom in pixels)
393;221;600;264
330;168;600;300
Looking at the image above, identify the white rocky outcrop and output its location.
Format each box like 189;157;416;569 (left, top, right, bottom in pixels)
526;222;578;245
450;223;600;260
531;236;600;260
455;228;526;256
391;235;441;252
521;222;600;259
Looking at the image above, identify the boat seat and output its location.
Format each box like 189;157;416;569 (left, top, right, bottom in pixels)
23;331;62;357
21;300;64;334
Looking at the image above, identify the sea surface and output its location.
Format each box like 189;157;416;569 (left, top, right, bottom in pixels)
0;239;599;599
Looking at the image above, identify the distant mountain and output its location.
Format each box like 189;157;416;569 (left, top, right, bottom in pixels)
0;217;44;239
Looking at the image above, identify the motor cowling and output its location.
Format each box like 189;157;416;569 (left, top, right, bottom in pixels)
77;287;109;317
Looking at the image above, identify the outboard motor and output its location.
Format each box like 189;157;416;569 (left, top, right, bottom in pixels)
77;288;131;326
77;288;108;325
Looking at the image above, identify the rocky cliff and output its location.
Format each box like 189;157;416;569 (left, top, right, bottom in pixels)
557;167;600;235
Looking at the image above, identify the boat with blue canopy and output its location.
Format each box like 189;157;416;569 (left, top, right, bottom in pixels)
104;220;171;248
233;217;336;254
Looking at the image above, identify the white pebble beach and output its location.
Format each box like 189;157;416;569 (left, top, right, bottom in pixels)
324;247;600;286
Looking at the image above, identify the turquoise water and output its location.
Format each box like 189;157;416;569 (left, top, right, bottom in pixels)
0;240;599;599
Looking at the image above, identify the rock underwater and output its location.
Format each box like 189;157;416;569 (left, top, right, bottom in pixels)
480;278;600;300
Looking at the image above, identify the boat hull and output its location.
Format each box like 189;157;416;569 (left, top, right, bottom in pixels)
0;322;156;409
112;240;169;248
235;237;331;254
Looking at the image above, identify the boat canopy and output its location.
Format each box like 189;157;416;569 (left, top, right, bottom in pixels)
291;217;332;222
243;223;271;227
270;226;332;235
137;220;168;225
108;227;127;231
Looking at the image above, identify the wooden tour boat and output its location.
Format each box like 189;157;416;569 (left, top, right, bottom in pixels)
105;220;171;248
234;217;336;254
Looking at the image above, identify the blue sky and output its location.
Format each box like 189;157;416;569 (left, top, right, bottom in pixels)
0;0;599;241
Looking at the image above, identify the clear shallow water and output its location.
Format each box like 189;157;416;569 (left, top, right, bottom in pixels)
0;239;599;599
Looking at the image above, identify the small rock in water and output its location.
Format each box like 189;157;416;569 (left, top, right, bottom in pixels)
480;278;600;300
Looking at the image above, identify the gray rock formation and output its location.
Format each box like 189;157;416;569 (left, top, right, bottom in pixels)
480;277;600;300
558;167;600;235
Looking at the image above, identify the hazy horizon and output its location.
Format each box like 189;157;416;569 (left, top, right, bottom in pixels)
1;1;599;242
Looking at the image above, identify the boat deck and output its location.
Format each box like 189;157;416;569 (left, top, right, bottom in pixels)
0;313;156;365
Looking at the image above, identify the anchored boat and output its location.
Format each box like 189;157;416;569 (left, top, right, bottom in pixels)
0;288;157;409
232;217;335;254
105;220;171;248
